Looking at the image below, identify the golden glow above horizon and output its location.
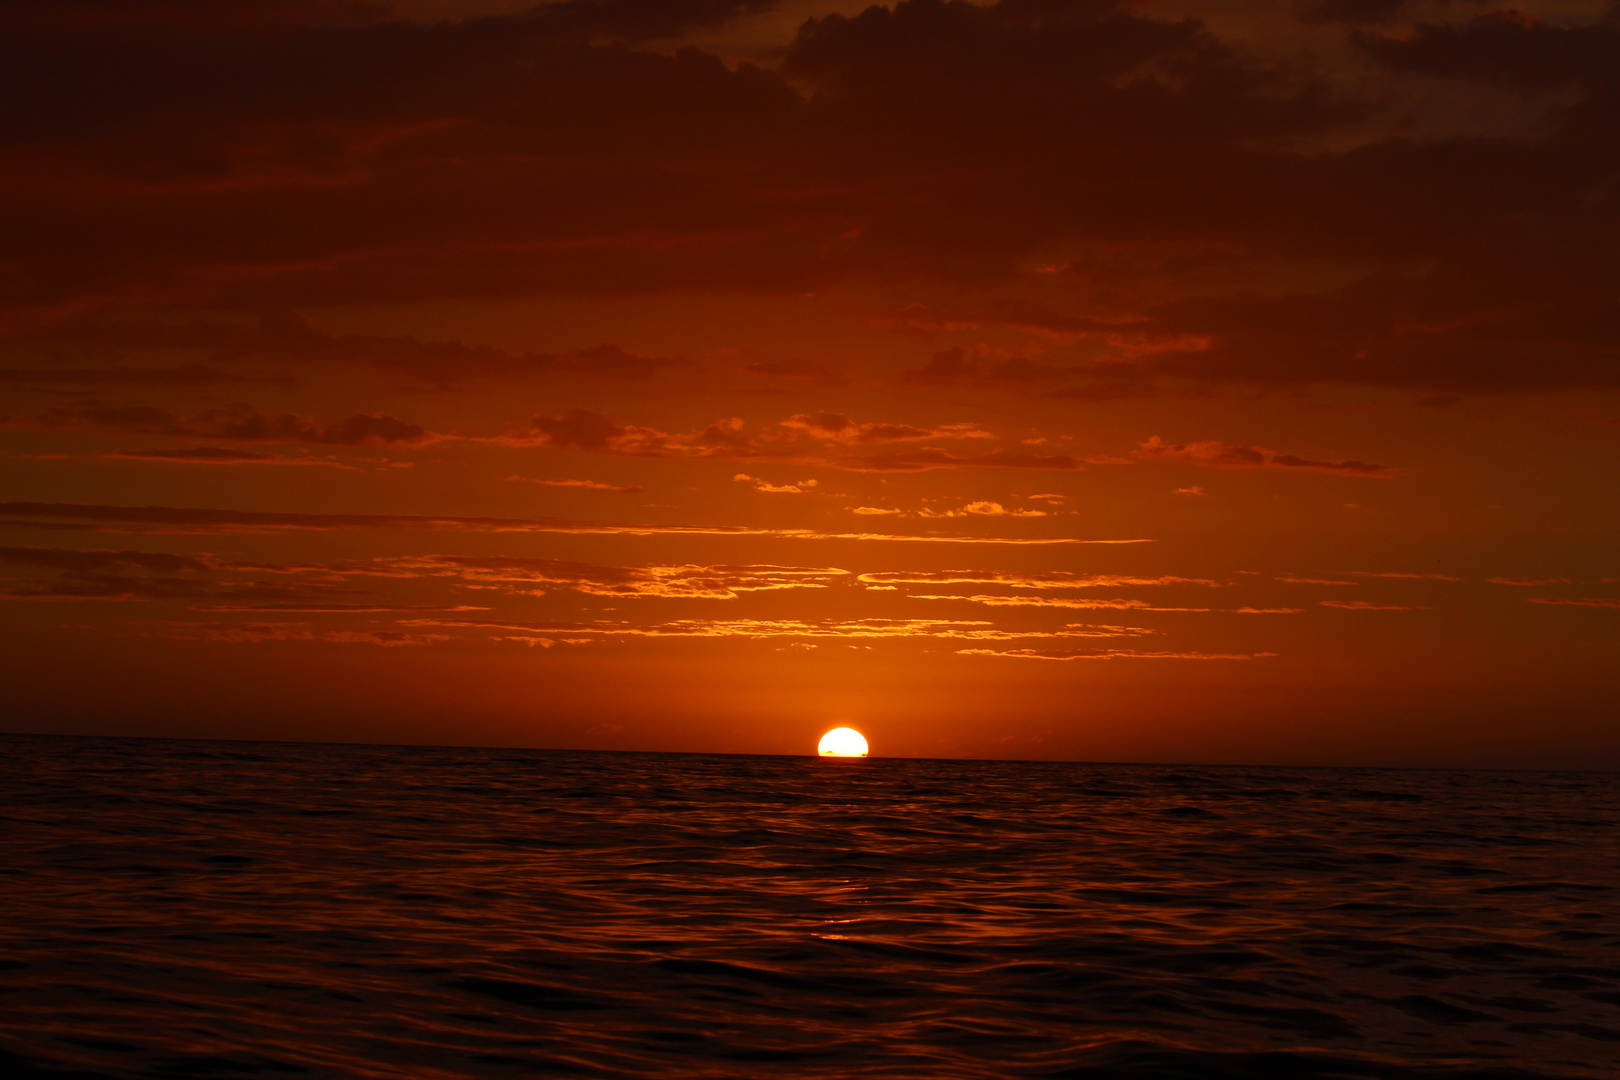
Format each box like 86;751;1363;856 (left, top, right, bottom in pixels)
818;727;869;757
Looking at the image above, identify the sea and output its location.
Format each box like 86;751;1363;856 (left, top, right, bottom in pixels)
2;735;1617;1079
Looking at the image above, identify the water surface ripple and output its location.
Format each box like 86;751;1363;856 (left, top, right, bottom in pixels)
2;736;1618;1078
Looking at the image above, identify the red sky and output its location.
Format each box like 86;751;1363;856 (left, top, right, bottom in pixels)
2;0;1616;766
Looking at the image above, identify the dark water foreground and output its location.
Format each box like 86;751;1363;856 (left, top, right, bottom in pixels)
2;736;1617;1079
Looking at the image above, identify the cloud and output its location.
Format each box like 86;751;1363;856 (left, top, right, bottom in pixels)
1342;570;1464;581
6;313;693;390
0;572;361;605
780;412;951;444
1355;10;1619;92
306;630;451;646
1527;597;1620;609
151;621;317;643
957;502;1045;518
28;402;432;446
857;571;1218;589
938;624;1158;641
1318;600;1429;610
372;556;849;599
957;648;1276;661
1489;577;1570;586
734;473;819;494
152;621;451;646
108;447;351;466
407;616;1004;640
528;409;630;451
1132;437;1398;476
516;408;1085;473
1;0;1616;392
512;477;646;493
741;360;842;384
2;546;860;606
191;603;487;613
405;615;1157;643
0;545;212;574
0;364;285;386
0;501;1133;543
848;503;1054;519
843;448;1083;473
912;595;1213;613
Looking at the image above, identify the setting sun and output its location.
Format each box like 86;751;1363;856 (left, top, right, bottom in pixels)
818;727;869;758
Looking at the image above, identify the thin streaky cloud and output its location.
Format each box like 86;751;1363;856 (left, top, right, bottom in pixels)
956;648;1277;661
514;477;647;493
1340;571;1464;582
0;502;1147;545
1319;600;1430;611
859;571;1217;589
1527;597;1620;608
401;617;1150;642
912;594;1213;612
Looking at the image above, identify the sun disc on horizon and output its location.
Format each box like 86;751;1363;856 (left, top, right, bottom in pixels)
818;727;869;758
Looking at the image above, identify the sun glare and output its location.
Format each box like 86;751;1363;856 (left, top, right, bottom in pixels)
818;727;869;758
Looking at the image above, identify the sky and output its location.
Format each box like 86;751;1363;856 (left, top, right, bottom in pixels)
1;0;1617;767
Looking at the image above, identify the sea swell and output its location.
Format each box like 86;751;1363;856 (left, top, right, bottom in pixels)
1;736;1616;1078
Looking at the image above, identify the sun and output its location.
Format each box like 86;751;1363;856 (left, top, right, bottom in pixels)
818;727;869;758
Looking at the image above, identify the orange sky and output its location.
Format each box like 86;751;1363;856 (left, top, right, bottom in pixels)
2;0;1616;766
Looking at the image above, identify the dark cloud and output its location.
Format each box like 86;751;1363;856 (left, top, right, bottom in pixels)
0;0;1613;391
0;500;1121;543
28;401;430;445
741;360;842;383
1356;11;1620;91
0;363;282;386
0;311;689;389
521;407;1082;471
0;544;211;573
1132;436;1397;476
858;570;1218;589
531;409;626;451
108;446;320;464
0;570;360;605
844;447;1083;472
374;555;850;599
1527;596;1620;608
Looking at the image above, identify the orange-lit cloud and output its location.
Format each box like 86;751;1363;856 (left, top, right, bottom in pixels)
518;409;1084;473
515;478;647;493
0;502;1138;544
913;595;1214;612
1133;437;1397;476
1342;571;1464;581
734;474;819;494
1319;600;1429;611
858;571;1219;589
372;556;849;599
406;616;998;640
957;648;1277;661
1527;597;1620;609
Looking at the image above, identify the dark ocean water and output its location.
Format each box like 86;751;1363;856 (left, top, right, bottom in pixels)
2;736;1618;1080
